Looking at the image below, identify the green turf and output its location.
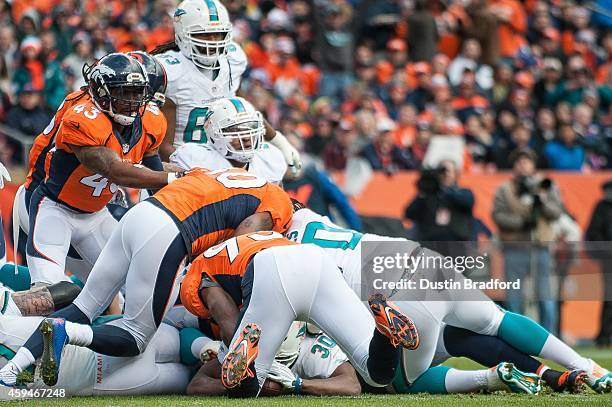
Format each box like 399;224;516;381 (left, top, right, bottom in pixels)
3;347;611;406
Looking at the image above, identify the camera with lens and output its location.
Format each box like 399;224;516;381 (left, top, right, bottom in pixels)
417;167;445;195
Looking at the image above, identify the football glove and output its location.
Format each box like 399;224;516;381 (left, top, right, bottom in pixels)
267;361;302;393
269;131;302;177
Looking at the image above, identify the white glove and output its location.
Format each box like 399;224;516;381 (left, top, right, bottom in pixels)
198;340;221;363
269;131;302;177
267;361;302;393
0;161;10;189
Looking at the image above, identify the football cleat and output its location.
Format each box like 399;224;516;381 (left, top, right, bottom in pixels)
221;323;261;389
40;318;68;386
584;359;612;393
554;369;587;393
368;293;419;349
493;362;541;394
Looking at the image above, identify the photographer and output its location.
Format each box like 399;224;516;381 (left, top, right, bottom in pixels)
404;160;474;255
585;181;612;347
492;148;563;333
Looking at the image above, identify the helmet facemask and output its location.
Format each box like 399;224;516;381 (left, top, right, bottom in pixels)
96;83;148;126
184;28;232;69
220;116;264;163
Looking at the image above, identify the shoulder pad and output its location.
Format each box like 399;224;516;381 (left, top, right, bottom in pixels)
226;42;248;71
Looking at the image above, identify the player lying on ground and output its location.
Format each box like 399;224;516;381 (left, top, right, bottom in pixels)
153;0;302;175
0;315;189;398
283;204;612;393
178;231;419;397
0;168;292;388
183;321;541;396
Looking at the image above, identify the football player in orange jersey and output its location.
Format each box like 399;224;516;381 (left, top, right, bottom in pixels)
24;53;185;286
177;231;419;397
0;168;292;387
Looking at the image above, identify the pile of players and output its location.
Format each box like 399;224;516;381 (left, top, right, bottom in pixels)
0;0;610;399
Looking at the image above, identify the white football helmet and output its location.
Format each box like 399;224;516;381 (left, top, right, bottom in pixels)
173;0;232;70
275;321;305;367
204;97;265;163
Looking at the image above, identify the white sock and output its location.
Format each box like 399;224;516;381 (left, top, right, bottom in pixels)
539;335;590;372
445;368;489;393
65;321;93;347
11;347;35;371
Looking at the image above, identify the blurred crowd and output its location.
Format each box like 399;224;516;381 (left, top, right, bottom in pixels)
0;0;611;173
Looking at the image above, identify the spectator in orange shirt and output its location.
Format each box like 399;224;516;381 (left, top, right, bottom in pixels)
265;36;303;99
539;28;564;61
452;70;490;122
489;0;527;58
147;12;174;50
375;38;408;86
392;104;417;148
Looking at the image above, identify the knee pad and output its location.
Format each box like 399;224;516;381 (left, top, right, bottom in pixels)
47;281;81;311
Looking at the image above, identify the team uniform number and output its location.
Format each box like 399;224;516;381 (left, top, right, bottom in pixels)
80;174;118;197
204;231;282;263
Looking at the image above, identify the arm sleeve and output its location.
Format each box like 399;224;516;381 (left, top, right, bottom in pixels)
318;171;362;231
445;187;475;211
142;153;164;171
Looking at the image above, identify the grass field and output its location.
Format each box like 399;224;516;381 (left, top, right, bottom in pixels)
3;347;611;406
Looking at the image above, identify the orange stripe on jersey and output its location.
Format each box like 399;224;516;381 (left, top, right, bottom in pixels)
41;102;166;213
180;232;295;318
150;168;292;258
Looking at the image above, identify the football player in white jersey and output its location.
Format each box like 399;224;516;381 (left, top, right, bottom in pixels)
0;315;189;398
169;97;287;184
285;204;612;394
267;330;541;396
153;0;301;175
183;322;363;396
182;320;539;396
